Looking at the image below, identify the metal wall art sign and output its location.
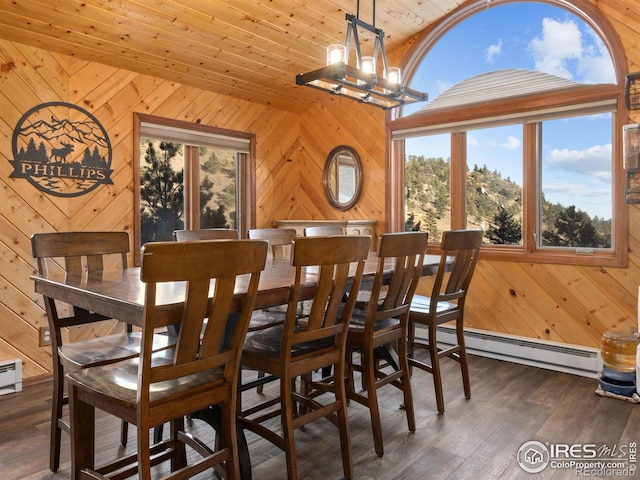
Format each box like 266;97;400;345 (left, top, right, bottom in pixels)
9;101;113;197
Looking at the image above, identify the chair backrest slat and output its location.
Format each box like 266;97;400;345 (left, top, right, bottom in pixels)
172;228;238;241
285;235;369;348
248;228;296;261
303;226;344;237
32;231;130;275
31;231;132;342
372;232;429;321
431;229;482;314
139;239;268;393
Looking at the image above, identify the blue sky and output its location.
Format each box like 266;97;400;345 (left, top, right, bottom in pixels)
403;2;616;220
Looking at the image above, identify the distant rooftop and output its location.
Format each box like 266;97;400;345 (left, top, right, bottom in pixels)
413;69;605;113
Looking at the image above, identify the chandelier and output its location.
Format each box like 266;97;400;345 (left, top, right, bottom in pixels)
295;0;428;110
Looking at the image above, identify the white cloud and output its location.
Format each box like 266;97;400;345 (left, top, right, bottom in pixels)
501;135;521;149
546;144;612;182
467;133;479;147
576;29;616;83
542;181;612;218
530;18;581;79
543;182;610;197
486;39;502;64
528;17;615;83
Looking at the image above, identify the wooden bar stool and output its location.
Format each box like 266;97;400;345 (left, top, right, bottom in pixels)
407;229;482;414
66;239;268;480
31;231;173;472
239;235;370;480
344;231;428;457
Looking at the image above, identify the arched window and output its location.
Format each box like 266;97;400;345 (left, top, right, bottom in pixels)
389;0;626;266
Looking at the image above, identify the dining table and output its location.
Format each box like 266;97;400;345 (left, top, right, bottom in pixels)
31;249;444;480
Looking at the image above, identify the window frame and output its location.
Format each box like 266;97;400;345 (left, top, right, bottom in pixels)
133;113;256;265
387;0;628;267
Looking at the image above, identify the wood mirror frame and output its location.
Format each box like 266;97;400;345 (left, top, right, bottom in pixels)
323;145;363;210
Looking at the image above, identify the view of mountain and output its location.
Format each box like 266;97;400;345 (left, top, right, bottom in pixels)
404;155;611;248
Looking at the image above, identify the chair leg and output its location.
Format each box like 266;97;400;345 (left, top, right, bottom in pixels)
397;335;416;433
280;376;298;480
136;420;152;480
335;359;353;480
345;347;356;401
50;362;64;472
429;324;445;414
407;321;416;375
363;348;384;457
256;370;265;394
169;418;187;473
154;424;164;443
120;421;128;446
457;320;471;399
219;401;241;480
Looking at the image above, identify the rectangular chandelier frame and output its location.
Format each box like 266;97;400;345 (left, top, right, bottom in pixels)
296;13;428;110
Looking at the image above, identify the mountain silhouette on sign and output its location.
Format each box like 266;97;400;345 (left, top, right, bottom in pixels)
17;115;108;148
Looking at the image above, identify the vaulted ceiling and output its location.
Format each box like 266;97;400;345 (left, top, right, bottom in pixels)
0;0;464;112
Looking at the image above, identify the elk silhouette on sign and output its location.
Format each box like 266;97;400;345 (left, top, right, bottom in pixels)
50;142;74;163
10;101;114;197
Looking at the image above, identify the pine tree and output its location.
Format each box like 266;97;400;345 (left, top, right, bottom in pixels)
486;207;522;245
542;205;605;248
199;176;230;229
140;141;184;243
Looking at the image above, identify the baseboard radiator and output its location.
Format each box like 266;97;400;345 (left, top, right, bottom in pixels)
0;359;22;395
415;325;601;379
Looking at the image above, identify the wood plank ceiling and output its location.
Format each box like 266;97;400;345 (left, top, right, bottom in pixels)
0;0;464;112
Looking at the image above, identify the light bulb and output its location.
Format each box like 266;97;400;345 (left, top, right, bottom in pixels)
360;56;375;75
386;67;401;84
326;44;346;65
384;67;402;94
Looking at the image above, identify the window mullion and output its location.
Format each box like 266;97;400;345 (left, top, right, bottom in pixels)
451;132;467;229
389;139;406;233
523;123;538;254
184;146;200;230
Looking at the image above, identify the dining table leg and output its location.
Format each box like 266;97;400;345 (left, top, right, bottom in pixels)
168;317;252;479
374;344;400;371
190;405;252;480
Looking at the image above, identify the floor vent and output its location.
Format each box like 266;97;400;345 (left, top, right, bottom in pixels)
416;325;601;378
0;359;22;395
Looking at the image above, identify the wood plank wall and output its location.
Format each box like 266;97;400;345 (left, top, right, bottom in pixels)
0;38;386;381
2;0;640;382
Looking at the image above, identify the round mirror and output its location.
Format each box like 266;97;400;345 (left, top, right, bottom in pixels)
323;146;363;210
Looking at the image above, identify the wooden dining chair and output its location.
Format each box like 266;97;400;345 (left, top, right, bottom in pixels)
344;231;428;457
248;227;296;261
247;227;297;322
172;228;238;241
407;229;483;414
303;225;344;237
66;239;268;480
31;231;174;472
246;228;298;392
239;235;370;480
302;225;345;301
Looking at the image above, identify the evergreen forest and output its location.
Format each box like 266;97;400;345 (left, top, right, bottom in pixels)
404;155;611;249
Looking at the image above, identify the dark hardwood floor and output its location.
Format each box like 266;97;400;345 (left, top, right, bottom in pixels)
2;353;638;480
